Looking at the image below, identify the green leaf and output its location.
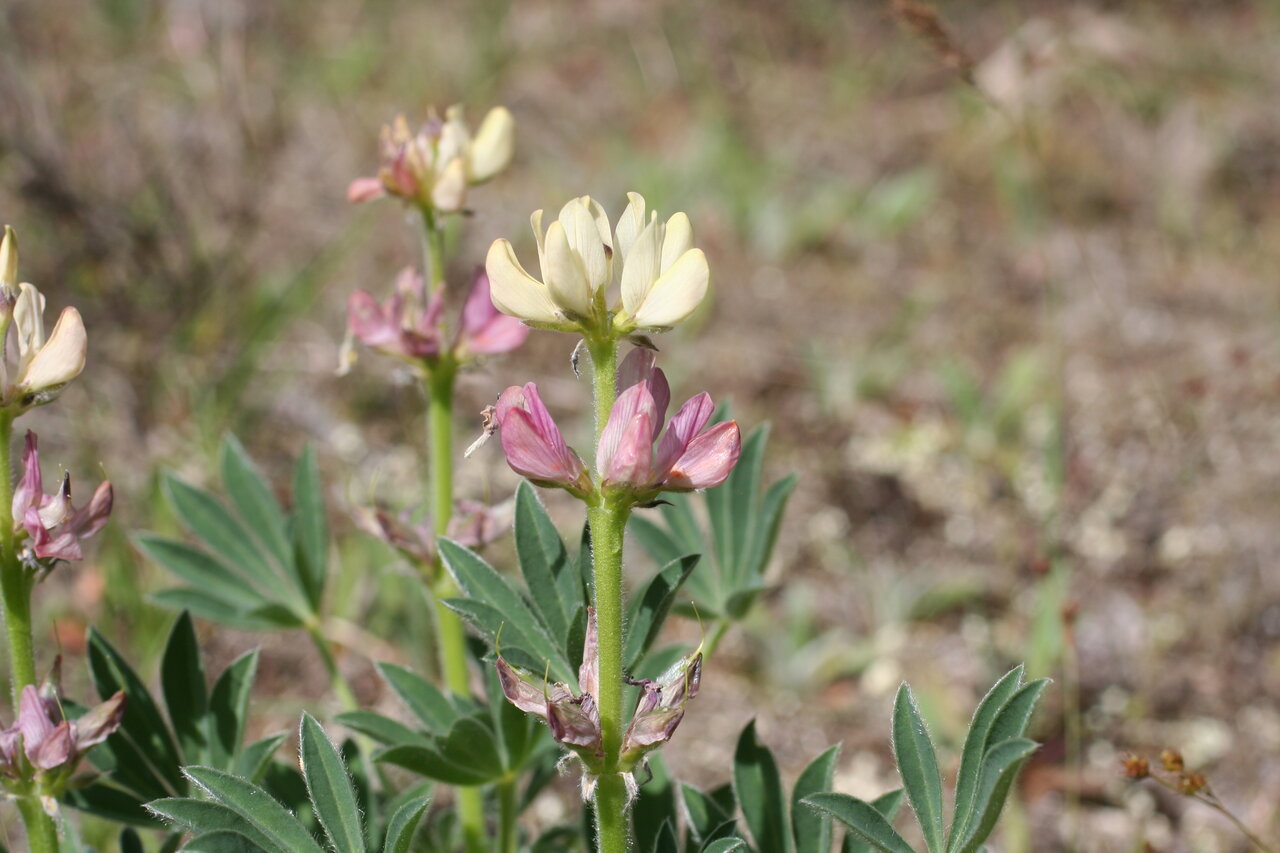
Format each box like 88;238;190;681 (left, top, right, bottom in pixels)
182;767;324;853
64;781;153;827
291;444;329;608
150;588;296;632
748;472;797;581
624;554;699;669
220;435;292;575
792;745;840;853
841;790;905;853
335;711;425;747
299;714;365;853
147;798;280;853
380;794;430;853
136;534;270;610
439;598;545;675
439;538;573;681
118;828;145;853
514;481;570;638
702;840;749;853
161;611;209;764
374;743;493;786
951;739;1038;853
435;716;505;782
627;514;685;567
725;424;769;585
185;831;269;853
87;628;185;794
733;720;793;853
234;734;288;782
208;650;260;767
892;683;944;853
377;663;460;733
681;783;732;845
163;474;300;612
652;821;678;853
983;680;1049;753
803;793;915;853
948;666;1024;850
633;755;676;853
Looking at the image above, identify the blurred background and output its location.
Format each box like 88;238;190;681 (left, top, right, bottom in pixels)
2;0;1279;849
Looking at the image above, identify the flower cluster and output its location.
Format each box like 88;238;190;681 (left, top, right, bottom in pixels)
486;193;710;335
496;609;701;791
347;106;514;213
491;349;740;504
0;679;124;810
343;267;527;373
12;432;113;568
0;226;88;411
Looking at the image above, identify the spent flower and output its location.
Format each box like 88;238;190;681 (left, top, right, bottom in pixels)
347;106;515;213
486;193;709;336
353;498;513;567
12;431;113;567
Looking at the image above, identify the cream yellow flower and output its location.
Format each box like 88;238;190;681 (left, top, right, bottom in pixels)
348;106;516;213
485;192;709;335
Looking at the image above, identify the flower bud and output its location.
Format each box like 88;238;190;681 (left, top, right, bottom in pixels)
0;225;17;296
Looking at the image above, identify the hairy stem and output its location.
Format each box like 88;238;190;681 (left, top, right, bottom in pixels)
305;623;358;712
17;795;57;853
585;336;632;853
497;778;519;853
0;411;36;707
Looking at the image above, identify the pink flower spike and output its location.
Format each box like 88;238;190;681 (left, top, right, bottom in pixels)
12;431;111;564
663;420;742;491
457;269;529;356
596;381;658;478
346;177;386;203
494;384;591;496
346;268;443;362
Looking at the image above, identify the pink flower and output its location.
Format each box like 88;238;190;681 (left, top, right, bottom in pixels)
0;684;124;781
597;350;741;495
346;268;527;368
492;382;592;498
12;431;113;564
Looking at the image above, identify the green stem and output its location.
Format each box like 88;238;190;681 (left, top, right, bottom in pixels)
585;336;632;853
424;362;487;853
702;620;731;660
0;411;37;707
421;206;447;300
594;774;630;853
497;778;519;853
17;795;57;853
306;624;358;712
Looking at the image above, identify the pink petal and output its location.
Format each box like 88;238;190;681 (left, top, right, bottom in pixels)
346;177;386;203
347;291;399;349
653;393;715;479
11;431;41;523
596;383;657;475
460;274;529;354
499;409;588;491
578;607;599;703
68;481;113;540
615;351;670;439
31;721;73;770
18;686;54;761
72;691;125;751
604;411;654;488
662;420;741;491
496;658;548;716
460;269;500;335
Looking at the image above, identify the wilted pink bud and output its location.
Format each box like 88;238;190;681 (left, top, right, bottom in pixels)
0;685;124;786
353;498;512;565
620;651;702;770
597;349;741;497
12;431;113;565
493;383;592;497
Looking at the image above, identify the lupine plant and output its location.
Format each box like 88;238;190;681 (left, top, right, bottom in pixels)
0;99;1047;853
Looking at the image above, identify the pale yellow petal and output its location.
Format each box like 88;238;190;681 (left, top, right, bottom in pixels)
20;306;86;392
560;197;609;291
620;219;661;316
14;282;46;360
0;226;17;293
485;240;563;324
530;209;546;272
430;157;468;212
544;221;594;318
614;193;647;261
469;106;514;182
632;249;709;330
660;212;693;274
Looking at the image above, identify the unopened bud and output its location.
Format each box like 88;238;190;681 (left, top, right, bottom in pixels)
1120;754;1150;779
0;226;16;295
1160;748;1184;773
1177;771;1206;795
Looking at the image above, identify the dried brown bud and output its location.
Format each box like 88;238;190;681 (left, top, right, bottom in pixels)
1120;754;1150;779
1177;771;1206;795
1160;749;1184;772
